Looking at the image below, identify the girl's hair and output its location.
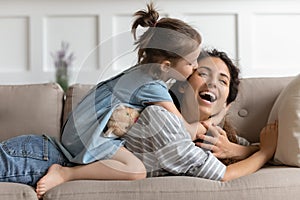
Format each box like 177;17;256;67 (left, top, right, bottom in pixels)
197;49;240;105
131;3;201;65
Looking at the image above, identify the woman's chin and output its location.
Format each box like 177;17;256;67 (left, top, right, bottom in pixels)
198;107;212;121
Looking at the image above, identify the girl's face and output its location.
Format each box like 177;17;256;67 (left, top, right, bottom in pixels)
180;56;231;122
166;47;201;81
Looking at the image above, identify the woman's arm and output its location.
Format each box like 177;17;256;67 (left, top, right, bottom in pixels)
222;121;278;181
225;143;259;161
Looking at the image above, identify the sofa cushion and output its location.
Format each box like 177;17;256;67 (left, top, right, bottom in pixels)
227;77;293;143
268;74;300;166
0;182;38;200
44;166;300;200
0;83;64;141
65;78;294;144
63;84;94;124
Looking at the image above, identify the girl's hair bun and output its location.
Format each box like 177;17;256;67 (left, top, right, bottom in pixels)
131;3;201;66
131;3;159;40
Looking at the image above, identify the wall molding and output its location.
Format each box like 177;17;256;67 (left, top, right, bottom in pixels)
0;0;299;84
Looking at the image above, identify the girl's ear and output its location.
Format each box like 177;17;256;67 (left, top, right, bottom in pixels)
160;60;171;72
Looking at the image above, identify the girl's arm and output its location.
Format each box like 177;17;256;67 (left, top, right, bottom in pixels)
152;101;207;140
222;121;278;181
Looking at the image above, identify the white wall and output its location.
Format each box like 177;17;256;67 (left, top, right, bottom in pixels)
0;0;299;85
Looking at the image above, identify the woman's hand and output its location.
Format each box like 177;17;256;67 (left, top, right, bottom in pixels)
195;124;234;159
195;123;260;160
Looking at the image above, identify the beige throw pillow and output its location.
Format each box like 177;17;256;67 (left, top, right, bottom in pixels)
268;74;300;166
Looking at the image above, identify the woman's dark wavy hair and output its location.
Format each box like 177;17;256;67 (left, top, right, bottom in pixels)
170;49;241;166
197;49;240;105
198;50;241;166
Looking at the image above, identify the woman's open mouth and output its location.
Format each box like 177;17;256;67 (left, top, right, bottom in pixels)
199;91;217;103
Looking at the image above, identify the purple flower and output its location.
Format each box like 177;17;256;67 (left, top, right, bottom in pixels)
51;41;75;69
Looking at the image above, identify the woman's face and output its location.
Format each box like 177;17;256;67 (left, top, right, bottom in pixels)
180;56;231;122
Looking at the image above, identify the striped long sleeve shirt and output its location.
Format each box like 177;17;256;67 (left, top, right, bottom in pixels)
124;105;228;181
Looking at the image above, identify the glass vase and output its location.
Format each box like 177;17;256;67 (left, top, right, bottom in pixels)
55;67;68;92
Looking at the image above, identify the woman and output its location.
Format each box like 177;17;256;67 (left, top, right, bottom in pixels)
123;49;278;180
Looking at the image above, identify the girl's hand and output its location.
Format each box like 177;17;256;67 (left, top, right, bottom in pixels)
195;124;233;159
259;120;278;159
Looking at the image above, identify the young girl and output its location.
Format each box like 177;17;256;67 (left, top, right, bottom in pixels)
36;3;204;197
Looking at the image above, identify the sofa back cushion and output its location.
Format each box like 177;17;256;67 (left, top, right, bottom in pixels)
267;75;300;166
227;76;293;143
64;77;293;144
0;83;64;141
63;84;94;124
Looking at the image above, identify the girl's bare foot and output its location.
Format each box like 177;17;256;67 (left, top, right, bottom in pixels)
36;164;68;199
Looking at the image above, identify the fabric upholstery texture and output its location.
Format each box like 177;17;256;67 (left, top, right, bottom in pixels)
268;75;300;166
0;183;38;200
62;84;93;124
0;83;64;141
43;167;300;200
1;76;300;200
227;76;293;143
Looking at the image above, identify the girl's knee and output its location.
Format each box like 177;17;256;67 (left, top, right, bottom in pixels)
112;147;147;180
124;157;146;180
128;170;146;180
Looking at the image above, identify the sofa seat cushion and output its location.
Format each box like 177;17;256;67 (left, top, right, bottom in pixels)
44;166;300;200
0;83;64;141
0;182;38;200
